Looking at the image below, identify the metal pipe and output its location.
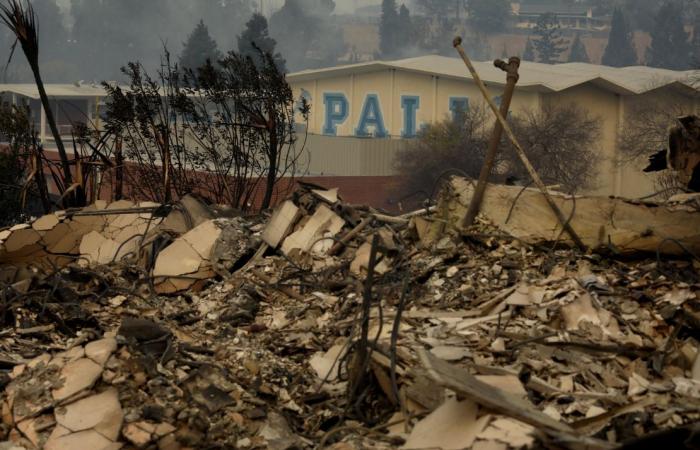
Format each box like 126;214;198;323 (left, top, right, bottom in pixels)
452;37;586;250
462;56;520;228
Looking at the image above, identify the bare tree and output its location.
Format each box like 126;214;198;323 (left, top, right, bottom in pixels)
504;104;601;192
619;99;696;162
102;55;200;204
102;46;309;211
393;106;491;210
0;0;77;205
213;48;309;209
618;93;699;197
393;103;601;210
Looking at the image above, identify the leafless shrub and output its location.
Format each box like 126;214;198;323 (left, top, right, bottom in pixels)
0;103;44;224
393;103;601;210
504;103;601;192
102;54;200;204
102;46;308;211
617;92;698;196
393;106;490;210
618;100;692;162
185;48;309;209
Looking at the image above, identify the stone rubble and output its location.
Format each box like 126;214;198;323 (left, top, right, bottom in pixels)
0;181;700;449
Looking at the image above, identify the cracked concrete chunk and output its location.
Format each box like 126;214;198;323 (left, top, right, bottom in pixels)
55;388;123;441
85;338;118;365
311;188;339;204
403;398;487;450
123;422;154;448
16;414;53;447
262;201;300;248
4;229;41;253
259;412;301;450
182;220;221;260
32;214;60;232
281;204;344;255
44;429;122;450
96;238;120;265
80;231;106;263
52;358;103;401
153;240;202;277
44;223;81;254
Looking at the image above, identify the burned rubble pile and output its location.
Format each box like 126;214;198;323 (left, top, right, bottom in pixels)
1;179;700;449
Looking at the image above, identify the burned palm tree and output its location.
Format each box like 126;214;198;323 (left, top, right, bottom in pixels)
0;0;75;205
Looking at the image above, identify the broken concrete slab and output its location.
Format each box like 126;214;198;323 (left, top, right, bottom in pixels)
52;358;103;402
153;240;202;278
434;178;700;255
262;201;300;248
55;388;123;440
44;429;121;450
85;338;117;366
281;204;345;256
31;214;60;232
403;398;488;450
182;220;222;260
3;228;41;253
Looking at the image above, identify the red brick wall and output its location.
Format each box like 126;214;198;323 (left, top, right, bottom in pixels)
35;149;405;213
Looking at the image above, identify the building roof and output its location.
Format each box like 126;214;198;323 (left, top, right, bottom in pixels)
287;55;699;96
0;83;112;99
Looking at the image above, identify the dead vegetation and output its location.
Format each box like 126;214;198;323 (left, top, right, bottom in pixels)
393;103;601;211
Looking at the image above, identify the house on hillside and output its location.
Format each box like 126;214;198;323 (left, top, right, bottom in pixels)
511;1;609;30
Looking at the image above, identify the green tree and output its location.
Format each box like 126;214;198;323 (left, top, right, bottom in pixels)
269;0;345;71
691;18;700;67
0;0;74;82
647;1;692;70
522;36;535;61
180;20;222;72
380;0;400;57
602;9;637;67
68;0;252;81
568;33;590;63
398;4;414;48
622;0;658;32
238;13;286;71
415;0;462;19
532;13;566;64
467;0;510;34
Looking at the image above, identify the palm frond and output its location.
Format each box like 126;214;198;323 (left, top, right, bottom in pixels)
0;0;39;63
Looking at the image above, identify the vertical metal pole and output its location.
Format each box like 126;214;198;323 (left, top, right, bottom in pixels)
462;57;520;228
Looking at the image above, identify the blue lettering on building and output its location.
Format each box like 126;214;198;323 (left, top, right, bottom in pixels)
400;95;420;138
323;93;348;135
449;97;469;122
355;94;387;137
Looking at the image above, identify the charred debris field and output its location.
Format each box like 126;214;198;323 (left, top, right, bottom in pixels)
0;181;699;449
